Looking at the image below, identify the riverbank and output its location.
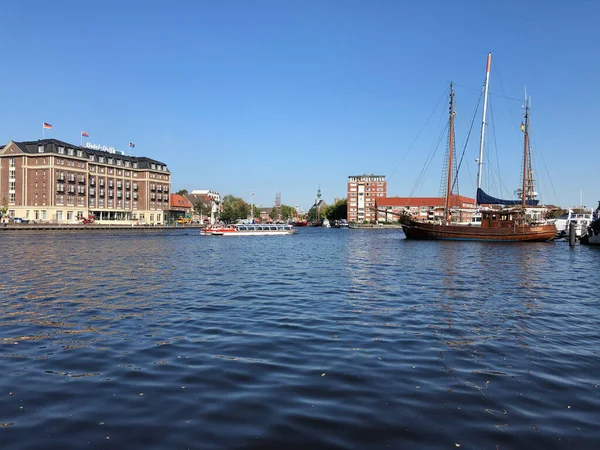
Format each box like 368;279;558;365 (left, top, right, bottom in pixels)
0;223;203;232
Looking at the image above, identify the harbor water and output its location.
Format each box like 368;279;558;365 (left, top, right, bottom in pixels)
1;228;599;449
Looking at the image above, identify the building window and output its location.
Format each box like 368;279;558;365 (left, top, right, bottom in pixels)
67;148;74;156
57;211;63;221
41;210;47;220
9;193;15;202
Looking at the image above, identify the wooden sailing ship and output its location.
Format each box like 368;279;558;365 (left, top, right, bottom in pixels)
401;54;556;242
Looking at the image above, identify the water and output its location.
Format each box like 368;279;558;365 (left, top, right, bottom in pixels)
1;228;599;449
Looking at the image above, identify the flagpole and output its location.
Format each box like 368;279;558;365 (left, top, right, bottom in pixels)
42;123;44;139
80;133;82;147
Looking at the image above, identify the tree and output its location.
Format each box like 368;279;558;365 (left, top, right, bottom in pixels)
252;205;261;219
220;195;250;223
324;198;347;221
194;199;212;219
0;197;7;218
176;189;189;196
269;204;296;221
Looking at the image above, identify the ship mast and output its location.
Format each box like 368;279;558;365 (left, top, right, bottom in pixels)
521;98;530;210
444;82;456;225
475;53;492;205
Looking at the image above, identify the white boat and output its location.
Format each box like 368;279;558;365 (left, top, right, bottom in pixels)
548;208;594;238
322;219;331;228
580;201;600;245
200;223;297;236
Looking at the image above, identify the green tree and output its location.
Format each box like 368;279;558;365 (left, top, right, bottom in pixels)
280;205;296;220
220;195;250;223
269;205;297;221
176;189;189;196
269;206;280;221
0;197;7;218
194;199;212;219
324;198;347;221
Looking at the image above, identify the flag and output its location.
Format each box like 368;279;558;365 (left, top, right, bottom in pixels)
129;142;135;148
520;122;525;132
43;122;52;129
81;131;89;137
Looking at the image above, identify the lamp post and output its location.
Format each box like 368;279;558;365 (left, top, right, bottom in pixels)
251;191;254;223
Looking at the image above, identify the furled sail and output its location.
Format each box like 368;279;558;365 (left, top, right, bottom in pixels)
476;188;539;206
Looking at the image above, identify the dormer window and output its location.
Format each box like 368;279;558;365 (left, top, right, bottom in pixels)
77;150;83;157
38;145;44;153
67;148;74;156
58;146;65;154
89;154;95;161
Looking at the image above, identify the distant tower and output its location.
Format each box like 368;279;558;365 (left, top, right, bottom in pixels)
316;187;322;222
275;191;281;207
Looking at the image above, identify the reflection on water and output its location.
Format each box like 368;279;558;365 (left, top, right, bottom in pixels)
0;230;599;449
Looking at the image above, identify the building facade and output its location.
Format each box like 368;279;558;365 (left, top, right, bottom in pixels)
376;195;476;223
347;174;387;223
0;139;170;224
188;189;221;224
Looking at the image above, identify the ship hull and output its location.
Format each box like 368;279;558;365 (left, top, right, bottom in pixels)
402;222;556;242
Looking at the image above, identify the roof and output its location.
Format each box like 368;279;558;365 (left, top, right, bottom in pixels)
170;194;193;209
377;195;476;208
2;138;169;172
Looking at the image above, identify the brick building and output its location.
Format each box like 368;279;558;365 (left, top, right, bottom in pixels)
377;195;477;223
0;139;170;224
347;174;386;223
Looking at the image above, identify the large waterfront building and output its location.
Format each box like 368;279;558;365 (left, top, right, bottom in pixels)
0;139;171;224
347;174;387;223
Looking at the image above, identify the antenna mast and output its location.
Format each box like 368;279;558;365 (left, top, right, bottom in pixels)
475;53;492;204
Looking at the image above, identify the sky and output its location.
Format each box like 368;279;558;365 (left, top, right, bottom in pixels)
1;0;599;211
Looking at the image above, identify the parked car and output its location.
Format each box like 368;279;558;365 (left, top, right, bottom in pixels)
10;217;29;224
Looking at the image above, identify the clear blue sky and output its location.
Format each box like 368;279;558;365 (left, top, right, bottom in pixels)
1;0;598;211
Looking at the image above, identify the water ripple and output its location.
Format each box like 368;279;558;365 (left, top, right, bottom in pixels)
0;230;599;449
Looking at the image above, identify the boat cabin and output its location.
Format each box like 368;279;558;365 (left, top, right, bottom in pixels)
236;224;294;232
481;210;526;228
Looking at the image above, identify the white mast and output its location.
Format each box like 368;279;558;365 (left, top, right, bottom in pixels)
475;53;492;204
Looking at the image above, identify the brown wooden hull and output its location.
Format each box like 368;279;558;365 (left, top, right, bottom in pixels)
402;221;556;242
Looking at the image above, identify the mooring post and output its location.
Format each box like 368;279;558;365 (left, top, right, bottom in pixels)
569;221;576;247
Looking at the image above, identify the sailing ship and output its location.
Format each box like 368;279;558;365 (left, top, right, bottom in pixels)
400;54;556;242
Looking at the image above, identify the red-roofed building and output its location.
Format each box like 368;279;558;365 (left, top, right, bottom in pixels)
377;195;476;223
168;193;193;222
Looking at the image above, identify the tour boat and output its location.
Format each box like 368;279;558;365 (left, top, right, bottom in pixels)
200;223;297;236
399;54;555;242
